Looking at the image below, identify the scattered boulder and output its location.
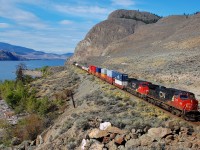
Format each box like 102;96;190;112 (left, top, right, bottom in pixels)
89;141;104;150
139;134;154;146
125;139;141;148
81;139;90;150
106;126;127;135
114;134;125;145
106;140;117;150
88;128;109;139
100;122;111;130
147;127;172;140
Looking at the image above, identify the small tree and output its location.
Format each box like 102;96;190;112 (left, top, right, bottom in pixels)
16;63;27;83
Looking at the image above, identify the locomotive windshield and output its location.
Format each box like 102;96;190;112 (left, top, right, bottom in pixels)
180;94;188;100
141;84;148;87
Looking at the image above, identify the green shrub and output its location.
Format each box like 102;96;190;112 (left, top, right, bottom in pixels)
0;80;53;116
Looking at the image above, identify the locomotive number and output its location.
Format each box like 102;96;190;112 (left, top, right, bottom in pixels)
159;91;166;98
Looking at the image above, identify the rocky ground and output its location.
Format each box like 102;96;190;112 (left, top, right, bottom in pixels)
4;65;199;150
0;100;23;125
23;70;43;78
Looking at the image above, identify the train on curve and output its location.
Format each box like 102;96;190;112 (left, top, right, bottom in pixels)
73;62;200;121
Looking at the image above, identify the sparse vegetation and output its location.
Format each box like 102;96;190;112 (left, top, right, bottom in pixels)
0;114;46;145
60;118;74;134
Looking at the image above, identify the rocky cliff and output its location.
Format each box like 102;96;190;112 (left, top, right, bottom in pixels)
69;9;160;62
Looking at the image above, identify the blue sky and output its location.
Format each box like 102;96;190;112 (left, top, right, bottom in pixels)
0;0;200;54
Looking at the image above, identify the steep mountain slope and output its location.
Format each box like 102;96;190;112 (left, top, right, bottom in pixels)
69;9;160;62
0;42;72;60
68;10;200;99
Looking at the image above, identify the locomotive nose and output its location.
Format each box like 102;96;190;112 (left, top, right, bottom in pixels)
188;100;198;110
184;100;198;111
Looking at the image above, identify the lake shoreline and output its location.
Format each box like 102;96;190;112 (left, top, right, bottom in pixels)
0;59;65;81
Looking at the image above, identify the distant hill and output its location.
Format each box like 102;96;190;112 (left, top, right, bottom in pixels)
0;42;73;60
0;50;25;60
63;53;74;57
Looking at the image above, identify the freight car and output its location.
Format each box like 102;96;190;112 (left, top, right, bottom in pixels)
74;63;200;121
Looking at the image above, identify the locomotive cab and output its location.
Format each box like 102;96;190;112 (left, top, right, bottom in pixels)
172;91;198;111
137;82;151;95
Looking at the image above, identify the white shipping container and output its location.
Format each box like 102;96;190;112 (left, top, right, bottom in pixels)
114;79;128;86
82;66;89;71
101;68;107;74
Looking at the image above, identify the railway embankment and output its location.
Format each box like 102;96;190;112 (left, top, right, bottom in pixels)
5;65;199;150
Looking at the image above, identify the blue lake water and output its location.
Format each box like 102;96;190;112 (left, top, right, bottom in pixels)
0;59;66;81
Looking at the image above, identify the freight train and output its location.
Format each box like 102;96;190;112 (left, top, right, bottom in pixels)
73;62;200;121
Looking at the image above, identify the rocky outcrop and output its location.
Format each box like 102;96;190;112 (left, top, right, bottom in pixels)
80;123;200;150
69;9;161;63
108;9;160;23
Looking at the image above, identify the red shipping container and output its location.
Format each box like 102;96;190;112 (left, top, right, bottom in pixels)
89;66;96;74
95;72;101;78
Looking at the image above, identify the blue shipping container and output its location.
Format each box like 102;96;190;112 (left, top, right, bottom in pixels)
96;67;101;73
116;74;128;81
107;70;119;78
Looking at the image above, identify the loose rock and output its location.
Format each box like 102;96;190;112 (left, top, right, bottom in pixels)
89;141;104;150
147;127;172;140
